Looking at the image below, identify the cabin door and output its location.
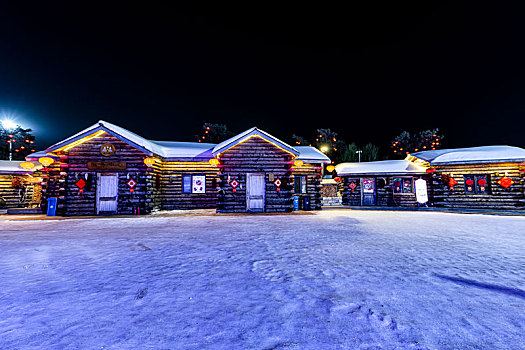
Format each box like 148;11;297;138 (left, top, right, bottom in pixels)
246;173;265;212
96;173;119;214
361;178;376;206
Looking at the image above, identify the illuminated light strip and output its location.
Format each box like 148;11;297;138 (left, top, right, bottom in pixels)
218;134;298;158
59;130;106;152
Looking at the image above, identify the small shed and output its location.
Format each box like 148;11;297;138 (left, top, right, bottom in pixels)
0;160;43;209
335;160;430;207
409;145;525;210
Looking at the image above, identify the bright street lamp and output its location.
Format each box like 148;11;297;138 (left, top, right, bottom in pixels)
1;119;19;161
320;145;329;153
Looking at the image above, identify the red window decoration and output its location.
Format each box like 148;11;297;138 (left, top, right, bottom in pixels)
348;181;357;192
448;178;458;187
230;178;239;193
274;178;282;192
497;176;514;189
126;178;137;196
334;177;341;182
464;175;489;194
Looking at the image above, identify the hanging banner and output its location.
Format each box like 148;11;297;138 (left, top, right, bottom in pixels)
415;178;428;204
192;175;206;193
362;178;375;193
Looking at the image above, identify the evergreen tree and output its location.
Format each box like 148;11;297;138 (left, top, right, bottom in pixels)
195;123;235;143
0;124;37;160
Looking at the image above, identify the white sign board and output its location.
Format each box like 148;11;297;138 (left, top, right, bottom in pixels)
415;178;428;204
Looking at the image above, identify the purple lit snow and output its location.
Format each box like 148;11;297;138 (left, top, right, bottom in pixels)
0;210;524;349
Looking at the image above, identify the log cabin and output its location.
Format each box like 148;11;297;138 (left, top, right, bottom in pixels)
335;160;431;207
336;145;525;210
408;146;525;210
0;160;43;210
26;121;330;215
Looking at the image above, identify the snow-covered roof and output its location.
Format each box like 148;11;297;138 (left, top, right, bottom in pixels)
149;141;215;161
295;146;331;164
212;127;299;156
410;145;525;165
335;160;427;176
0;160;42;174
31;121;331;163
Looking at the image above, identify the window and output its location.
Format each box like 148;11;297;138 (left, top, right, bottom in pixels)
294;176;307;194
182;175;206;194
182;175;192;193
393;177;413;194
464;175;489;194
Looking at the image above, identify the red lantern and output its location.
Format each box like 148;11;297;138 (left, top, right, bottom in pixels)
334;177;341;183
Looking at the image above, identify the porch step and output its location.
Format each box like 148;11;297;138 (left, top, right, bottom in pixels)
7;208;43;215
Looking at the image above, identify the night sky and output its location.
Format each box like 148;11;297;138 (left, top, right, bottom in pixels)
1;3;524;152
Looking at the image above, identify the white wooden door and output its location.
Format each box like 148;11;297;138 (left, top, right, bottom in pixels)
97;174;118;214
246;173;265;212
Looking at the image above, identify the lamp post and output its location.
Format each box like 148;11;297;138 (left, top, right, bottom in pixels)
1;119;18;161
356;150;362;163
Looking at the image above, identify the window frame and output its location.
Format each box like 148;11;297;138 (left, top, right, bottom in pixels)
393;177;414;194
464;174;490;195
182;174;206;194
294;175;307;194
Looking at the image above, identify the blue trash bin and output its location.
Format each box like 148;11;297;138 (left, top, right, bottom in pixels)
47;197;57;216
293;195;300;211
303;196;310;211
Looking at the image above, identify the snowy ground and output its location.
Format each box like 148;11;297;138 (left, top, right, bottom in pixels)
0;210;524;350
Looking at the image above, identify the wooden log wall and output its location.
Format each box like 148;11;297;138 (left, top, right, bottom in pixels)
40;163;67;214
217;136;294;213
341;175;433;207
0;174;39;208
292;163;323;210
159;161;219;210
48;133;156;216
432;162;525;210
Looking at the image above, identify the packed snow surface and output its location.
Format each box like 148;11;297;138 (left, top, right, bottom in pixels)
0;211;524;349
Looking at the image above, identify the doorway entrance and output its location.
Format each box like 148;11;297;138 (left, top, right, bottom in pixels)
246;173;265;212
96;173;118;214
361;177;376;206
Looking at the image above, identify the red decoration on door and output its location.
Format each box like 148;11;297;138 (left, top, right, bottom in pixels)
465;179;474;186
274;178;281;192
348;182;357;192
448;178;458;187
497;176;514;188
477;179;486;186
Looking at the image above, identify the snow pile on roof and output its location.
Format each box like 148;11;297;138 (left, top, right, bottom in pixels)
335;160;427;175
0;160;42;174
295;146;331;163
410;145;525;165
149;141;215;160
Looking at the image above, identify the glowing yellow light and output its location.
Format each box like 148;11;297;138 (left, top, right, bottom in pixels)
326;165;335;172
62;130;105;152
20;162;35;170
144;158;156;166
209;158;220;166
39;157;54;167
293;160;304;167
320;146;329;153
